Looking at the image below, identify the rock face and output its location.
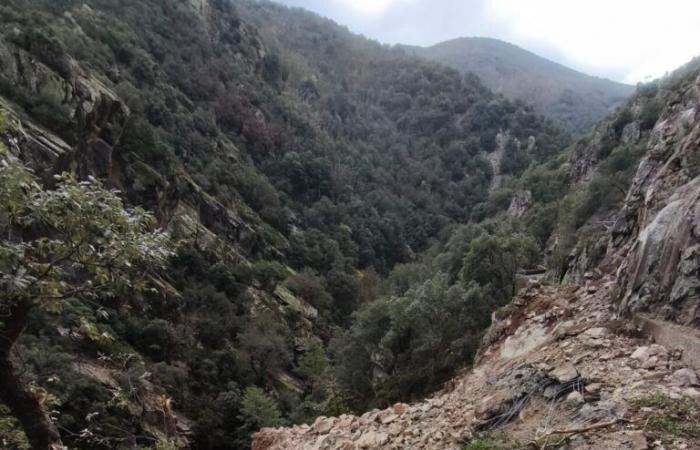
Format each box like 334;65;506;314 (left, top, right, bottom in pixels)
612;73;700;326
0;34;129;180
506;190;532;219
252;281;700;449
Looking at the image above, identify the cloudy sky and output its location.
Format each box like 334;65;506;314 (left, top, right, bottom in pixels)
275;0;700;84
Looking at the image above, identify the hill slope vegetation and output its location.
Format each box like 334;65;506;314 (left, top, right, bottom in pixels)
404;37;634;133
0;1;681;449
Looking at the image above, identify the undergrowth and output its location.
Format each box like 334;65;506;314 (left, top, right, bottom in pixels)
634;394;700;441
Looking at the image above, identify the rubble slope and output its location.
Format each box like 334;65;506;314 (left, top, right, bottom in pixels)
253;277;700;450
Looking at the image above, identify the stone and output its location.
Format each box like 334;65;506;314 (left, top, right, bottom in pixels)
631;346;651;361
683;388;700;399
670;368;698;387
336;415;355;429
392;403;409;416
475;391;510;420
549;364;580;383
578;400;626;423
387;423;403;436
312;416;335;434
585;383;602;395
501;324;548;358
583;327;609;338
641;356;659;369
565;391;584;405
620;430;648;450
507;190;532;218
356;430;388;448
376;412;398;424
648;344;668;357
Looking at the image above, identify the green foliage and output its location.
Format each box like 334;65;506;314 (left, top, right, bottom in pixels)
284;271;333;311
1;150;171;306
240;386;283;429
250;261;290;290
522;163;569;204
0;149;171;315
237;312;293;382
409;37;634;135
0;110;7;132
0;405;30;450
461;232;540;299
295;338;329;383
463;439;504;450
5;0;691;447
633;394;700;440
332;226;540;407
639;98;663;130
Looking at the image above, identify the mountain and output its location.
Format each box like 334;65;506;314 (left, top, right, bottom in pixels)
255;57;700;450
403;37;635;134
0;0;698;449
0;1;572;449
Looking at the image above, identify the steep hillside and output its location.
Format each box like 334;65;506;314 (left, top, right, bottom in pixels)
0;0;573;449
404;37;634;134
253;62;700;450
253;61;700;450
255;280;700;450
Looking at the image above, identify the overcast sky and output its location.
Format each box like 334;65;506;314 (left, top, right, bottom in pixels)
274;0;700;84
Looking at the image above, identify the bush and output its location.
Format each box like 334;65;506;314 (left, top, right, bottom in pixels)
240;386;283;429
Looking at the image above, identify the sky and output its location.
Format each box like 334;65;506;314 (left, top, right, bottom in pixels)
275;0;700;84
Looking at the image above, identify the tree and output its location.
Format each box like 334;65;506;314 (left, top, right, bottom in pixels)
0;146;171;449
239;386;282;429
295;337;329;384
237;312;292;383
461;233;539;300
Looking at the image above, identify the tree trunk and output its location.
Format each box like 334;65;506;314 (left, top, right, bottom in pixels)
0;300;64;450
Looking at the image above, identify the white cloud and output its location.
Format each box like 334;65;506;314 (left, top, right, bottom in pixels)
278;0;700;83
487;0;700;83
328;0;409;15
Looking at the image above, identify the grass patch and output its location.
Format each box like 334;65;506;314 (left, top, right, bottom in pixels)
633;394;700;440
464;439;504;450
463;432;521;450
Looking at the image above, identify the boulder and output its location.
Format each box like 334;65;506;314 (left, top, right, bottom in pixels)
312;416;335;434
355;430;388;448
670;368;699;387
583;327;609;339
392;403;409;416
549;364;580;383
565;391;585;405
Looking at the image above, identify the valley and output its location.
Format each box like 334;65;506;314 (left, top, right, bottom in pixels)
0;1;698;449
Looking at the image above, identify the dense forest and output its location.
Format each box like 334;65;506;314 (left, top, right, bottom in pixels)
405;37;634;134
0;0;678;449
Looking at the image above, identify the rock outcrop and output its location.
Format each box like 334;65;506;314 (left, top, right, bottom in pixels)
0;34;129;180
612;73;700;326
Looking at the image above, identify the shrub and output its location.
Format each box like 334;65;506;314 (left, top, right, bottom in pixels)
239;386;283;429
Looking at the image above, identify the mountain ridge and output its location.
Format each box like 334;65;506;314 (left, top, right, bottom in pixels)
0;1;698;449
402;36;635;133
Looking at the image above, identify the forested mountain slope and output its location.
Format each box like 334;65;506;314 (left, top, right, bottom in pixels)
404;37;634;134
254;56;700;450
0;1;575;449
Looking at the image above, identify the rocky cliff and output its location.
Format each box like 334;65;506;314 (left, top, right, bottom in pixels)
611;72;700;327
